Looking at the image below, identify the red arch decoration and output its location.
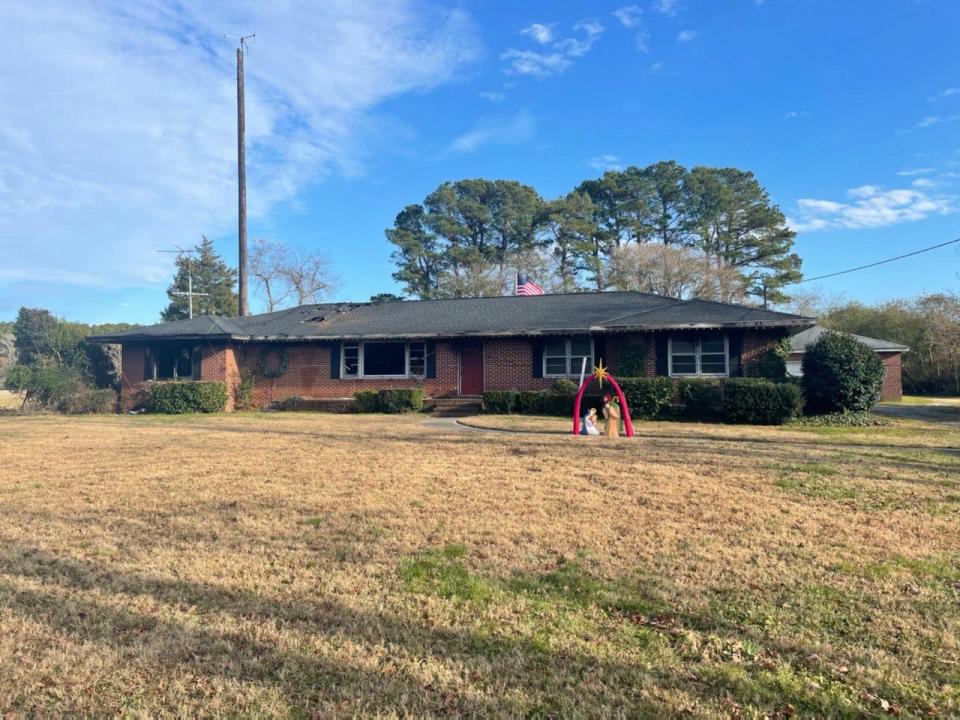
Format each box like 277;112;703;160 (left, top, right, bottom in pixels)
572;367;634;437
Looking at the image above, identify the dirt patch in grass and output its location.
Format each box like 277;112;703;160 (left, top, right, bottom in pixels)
0;413;957;717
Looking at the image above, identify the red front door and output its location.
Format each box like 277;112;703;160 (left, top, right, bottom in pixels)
459;341;484;396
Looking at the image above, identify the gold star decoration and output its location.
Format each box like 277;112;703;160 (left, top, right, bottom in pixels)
592;359;609;386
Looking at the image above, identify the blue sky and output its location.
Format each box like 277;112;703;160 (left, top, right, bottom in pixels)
1;0;959;324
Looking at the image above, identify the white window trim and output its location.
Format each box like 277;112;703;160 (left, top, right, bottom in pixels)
341;340;427;379
668;336;729;378
543;338;595;378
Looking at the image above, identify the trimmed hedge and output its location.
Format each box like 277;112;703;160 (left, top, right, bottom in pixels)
722;378;802;425
378;388;424;413
353;388;424;413
802;331;884;414
618;377;673;420
353;390;380;413
147;381;227;414
678;379;724;421
482;390;519;413
679;378;800;425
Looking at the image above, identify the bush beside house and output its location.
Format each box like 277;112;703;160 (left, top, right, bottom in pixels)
148;381;228;414
801;331;884;414
352;388;424;413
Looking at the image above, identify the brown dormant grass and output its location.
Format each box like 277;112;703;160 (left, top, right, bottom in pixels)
0;412;957;717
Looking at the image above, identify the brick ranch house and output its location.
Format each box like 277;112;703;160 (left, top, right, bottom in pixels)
787;325;908;402
91;291;821;411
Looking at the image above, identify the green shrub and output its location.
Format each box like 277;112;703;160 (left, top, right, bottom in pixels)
748;344;789;382
377;388;424;413
678;379;724;421
234;371;257;411
354;390;380;413
516;390;547;414
802;331;884;414
722;378;802;425
147;381;227;414
59;387;117;414
550;378;579;395
789;411;891;427
618;377;673;420
482;390;518;413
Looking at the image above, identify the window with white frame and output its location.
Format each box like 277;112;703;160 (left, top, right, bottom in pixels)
341;341;427;378
668;335;729;377
543;337;594;377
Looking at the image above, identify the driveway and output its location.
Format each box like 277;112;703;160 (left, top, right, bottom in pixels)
874;397;960;427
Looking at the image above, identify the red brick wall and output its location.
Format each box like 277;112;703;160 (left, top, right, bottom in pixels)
878;351;903;401
234;342;461;407
740;329;787;375
118;329;788;411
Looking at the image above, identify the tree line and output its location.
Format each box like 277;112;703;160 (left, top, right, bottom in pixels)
386;161;802;304
821;293;960;396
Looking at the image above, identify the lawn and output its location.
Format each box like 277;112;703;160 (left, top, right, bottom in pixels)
0;413;957;717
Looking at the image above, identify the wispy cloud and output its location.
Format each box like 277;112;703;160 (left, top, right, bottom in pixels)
613;5;643;28
479;91;507;102
0;1;479;294
448;111;535;153
612;6;650;51
677;29;698;42
928;86;960;102
789;184;956;232
784;110;809;120
588;154;623;172
908;114;960;131
651;0;678;16
520;22;555;44
502;20;604;77
897;167;935;176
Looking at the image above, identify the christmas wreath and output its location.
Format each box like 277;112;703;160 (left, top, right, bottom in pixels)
258;346;288;378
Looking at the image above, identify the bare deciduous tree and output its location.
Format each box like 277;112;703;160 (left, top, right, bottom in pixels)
250;239;337;310
606;244;747;302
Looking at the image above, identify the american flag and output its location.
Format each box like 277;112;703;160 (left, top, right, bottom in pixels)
516;273;544;296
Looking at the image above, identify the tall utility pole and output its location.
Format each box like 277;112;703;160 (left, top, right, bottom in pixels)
234;33;255;317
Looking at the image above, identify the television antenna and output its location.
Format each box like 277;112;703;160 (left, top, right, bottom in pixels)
158;245;209;319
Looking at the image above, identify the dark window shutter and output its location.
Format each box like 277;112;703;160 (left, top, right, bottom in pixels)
425;341;437;379
728;332;743;377
592;336;606;371
532;339;544;378
144;348;154;381
655;335;669;376
191;346;202;380
330;341;341;379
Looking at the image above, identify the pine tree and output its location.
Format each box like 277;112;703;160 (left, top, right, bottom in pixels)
161;236;239;321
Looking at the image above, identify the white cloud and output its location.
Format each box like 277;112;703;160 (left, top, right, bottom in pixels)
912;115;960;130
677;29;697;42
588;154;623;172
613;6;643;28
784;110;809;120
897;167;935;176
448;111;535;153
0;1;480;293
520;22;555;44
503;19;604;77
651;0;678;16
928;86;960;102
789;184;956;232
911;178;936;188
650;61;665;72
612;7;650;52
479;91;506;102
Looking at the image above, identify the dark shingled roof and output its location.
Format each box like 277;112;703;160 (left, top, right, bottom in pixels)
788;325;909;353
89;291;814;343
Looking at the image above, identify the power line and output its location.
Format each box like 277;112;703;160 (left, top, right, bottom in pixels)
795;237;960;284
